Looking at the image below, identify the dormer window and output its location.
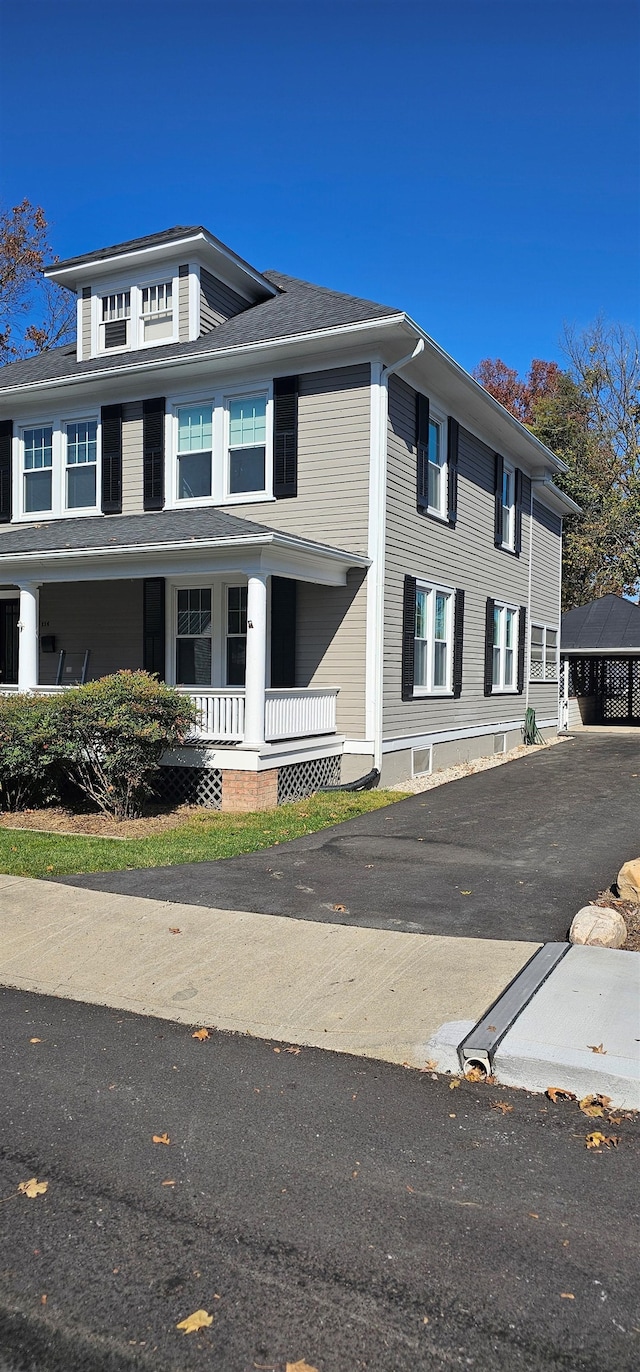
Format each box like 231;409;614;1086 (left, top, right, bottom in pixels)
101;291;130;349
141;282;173;342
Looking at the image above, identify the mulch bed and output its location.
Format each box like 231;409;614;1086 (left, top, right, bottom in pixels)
0;805;212;839
593;890;640;952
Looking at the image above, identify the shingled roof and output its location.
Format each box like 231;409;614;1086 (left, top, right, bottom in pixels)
0;270;402;392
561;595;640;650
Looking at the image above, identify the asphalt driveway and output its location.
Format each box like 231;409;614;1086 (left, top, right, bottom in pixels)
58;733;640;943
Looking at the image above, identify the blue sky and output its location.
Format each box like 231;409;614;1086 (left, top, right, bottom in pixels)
0;0;637;374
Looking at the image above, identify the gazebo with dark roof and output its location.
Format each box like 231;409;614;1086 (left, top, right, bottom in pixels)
561;595;640;727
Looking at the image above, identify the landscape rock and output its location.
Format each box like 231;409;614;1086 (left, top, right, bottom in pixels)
616;858;640;903
569;905;627;949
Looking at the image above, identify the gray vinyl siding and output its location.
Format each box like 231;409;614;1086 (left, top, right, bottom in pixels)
227;363;372;737
383;374;532;741
529;498;562;722
120;400;144;514
38;580;143;685
199;267;250;333
178;273;190;342
81;296;92;360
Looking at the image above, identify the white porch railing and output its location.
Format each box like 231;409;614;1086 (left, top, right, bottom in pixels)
178;687;339;742
1;684;339;745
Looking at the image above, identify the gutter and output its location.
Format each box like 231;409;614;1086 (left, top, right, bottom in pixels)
531;474;581;517
0;529;371;570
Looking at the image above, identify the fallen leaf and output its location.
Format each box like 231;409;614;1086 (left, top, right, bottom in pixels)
191;1028;210;1041
464;1065;486;1083
29;1038;41;1044
588;1043;607;1055
586;1131;619;1149
560;1292;575;1300
420;1059;438;1072
18;1179;48;1198
332;904;346;912
487;1024;497;1032
460;890;472;895
449;1112;456;1118
608;1114;623;1124
406;1185;415;1193
176;1309;213;1334
546;1087;577;1103
273;1047;281;1054
285;1046;301;1055
40;1294;47;1305
449;1079;461;1090
579;1094;612;1117
528;1212;539;1219
169;927;181;934
152;1133;171;1145
286;1362;319;1372
162;1179;176;1187
490;1101;514;1114
46;865;54;873
422;1316;429;1324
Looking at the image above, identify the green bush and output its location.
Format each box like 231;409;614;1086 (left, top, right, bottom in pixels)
54;671;196;819
0;693;61;811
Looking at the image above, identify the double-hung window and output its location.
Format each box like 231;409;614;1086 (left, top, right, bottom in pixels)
228;395;266;495
177;405;213;500
414;583;453;693
530;624;558;682
65;420;97;509
101;291;130;350
501;460;516;549
23;426;53;513
492;603;518;691
226;586;247;685
175;588;212;685
141;281;173;342
427;415;447;517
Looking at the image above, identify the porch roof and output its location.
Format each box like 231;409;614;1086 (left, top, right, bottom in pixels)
562;595;640;653
0;508;369;587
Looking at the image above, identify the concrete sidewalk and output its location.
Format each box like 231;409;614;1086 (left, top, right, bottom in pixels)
0;873;534;1066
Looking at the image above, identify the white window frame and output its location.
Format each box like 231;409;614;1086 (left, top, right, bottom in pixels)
426;406;448;520
14;412;101;522
91;265;180;356
166;381;274;510
225;584;248;687
492;601;519;693
413;580;454;696
63;417;100;514
172;584;214;688
530;622;559;683
501;460;516;550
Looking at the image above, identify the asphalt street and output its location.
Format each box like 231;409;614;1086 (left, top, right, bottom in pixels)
1;987;638;1372
60;734;640;943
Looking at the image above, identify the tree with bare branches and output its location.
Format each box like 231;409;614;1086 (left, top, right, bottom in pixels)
0;199;75;365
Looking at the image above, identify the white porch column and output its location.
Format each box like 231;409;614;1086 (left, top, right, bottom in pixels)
243;572;268;747
17;582;40;692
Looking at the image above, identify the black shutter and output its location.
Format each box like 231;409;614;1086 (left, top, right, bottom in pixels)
273;375;298;498
517;605;527;693
484;597;495;696
143;578;166;678
447;416;459;525
514;468;523;555
416;392;430;512
101;404;122;514
401;575;417;701
0;419;12;524
452;588;465;697
494;453;504;547
270;576;297;687
143;397;165;511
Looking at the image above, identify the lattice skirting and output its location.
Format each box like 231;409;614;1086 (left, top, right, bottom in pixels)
155;765;223;809
277;755;341;804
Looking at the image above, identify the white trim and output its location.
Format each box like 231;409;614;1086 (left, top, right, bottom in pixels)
13;413;102;523
44;230;279;300
365;361;386;769
525;479;534;709
412;579;455;696
425;402;449;520
189;265;201;341
165;733;344;771
342;738;376;754
75;296;83;362
561;646;640;657
381;716;558;754
529;621;560;683
491;600;519;692
501;458;516;551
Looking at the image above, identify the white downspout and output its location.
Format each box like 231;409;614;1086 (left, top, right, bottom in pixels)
366;338;424;776
525;481;534;711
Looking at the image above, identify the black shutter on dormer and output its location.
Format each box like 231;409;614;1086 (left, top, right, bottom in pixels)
416;392;430;512
494;453;504;547
452;588;465;697
0;419;13;524
401;575;417;701
143;578;166;679
143;397;165;511
101;405;122;514
517;605;527;693
514;468;523;555
484;597;495;696
273;375;298;498
447;416;459;525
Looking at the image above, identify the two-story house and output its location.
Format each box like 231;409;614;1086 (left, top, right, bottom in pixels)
0;225;578;808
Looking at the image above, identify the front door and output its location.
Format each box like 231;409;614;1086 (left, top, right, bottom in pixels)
0;599;19;685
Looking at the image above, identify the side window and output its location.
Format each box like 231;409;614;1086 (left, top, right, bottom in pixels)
228;396;266;495
101;292;130;350
141;282;173;342
23;426;53;513
492;603;518;690
414;584;453;693
530;624;558;682
176;405;213;500
226;586;247;685
175;588;212;685
501;461;515;549
65;420;98;509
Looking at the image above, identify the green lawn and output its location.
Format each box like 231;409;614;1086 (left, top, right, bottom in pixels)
0;790;407;880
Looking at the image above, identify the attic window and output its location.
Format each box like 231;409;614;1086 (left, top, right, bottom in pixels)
141;281;173;342
101;291;130;349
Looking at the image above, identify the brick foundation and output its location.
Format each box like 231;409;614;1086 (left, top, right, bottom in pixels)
221;767;279;812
